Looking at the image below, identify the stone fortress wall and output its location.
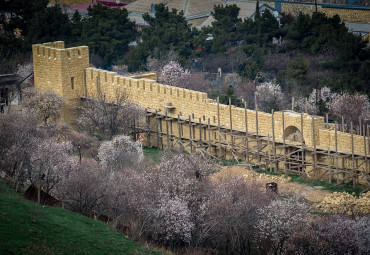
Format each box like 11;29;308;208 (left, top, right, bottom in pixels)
32;42;369;158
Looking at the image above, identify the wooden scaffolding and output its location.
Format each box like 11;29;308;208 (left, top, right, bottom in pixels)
141;99;370;191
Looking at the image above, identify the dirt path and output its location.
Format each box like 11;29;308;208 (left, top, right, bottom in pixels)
212;166;331;204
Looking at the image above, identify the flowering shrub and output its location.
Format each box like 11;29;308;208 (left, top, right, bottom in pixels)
153;195;194;245
255;82;285;112
255;195;311;254
16;63;33;79
98;135;143;169
294;86;338;115
287;215;363;255
159;61;190;86
30;138;76;194
201;177;272;254
329;93;370;126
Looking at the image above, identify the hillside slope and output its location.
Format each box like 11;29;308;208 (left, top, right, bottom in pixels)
0;182;162;255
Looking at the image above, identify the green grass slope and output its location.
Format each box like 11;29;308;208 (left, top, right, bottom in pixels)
0;182;162;255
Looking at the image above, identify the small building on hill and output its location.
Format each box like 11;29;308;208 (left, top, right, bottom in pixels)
124;0;281;28
0;73;32;109
23;184;62;207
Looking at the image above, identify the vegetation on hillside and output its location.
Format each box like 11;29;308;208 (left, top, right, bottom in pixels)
1;88;370;254
1;3;370;254
0;182;162;255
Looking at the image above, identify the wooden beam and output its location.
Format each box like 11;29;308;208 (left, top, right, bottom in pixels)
199;118;202;142
365;125;369;179
229;98;233;148
282;111;287;175
255;94;260;164
335;122;339;184
155;110;159;149
245;102;249;163
189;115;193;153
165;112;170;149
146;109;150;148
272;110;277;172
208;118;212;156
217;96;221;158
312;117;317;178
178;114;182;151
351;122;355;187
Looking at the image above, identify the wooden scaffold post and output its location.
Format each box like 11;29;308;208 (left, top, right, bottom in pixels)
282;111;287;175
255;94;260;164
217;96;222;158
245;102;249;163
351;122;355;187
272;110;277;173
312;117;318;178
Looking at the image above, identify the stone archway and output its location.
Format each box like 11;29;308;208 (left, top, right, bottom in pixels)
284;126;304;143
284;126;305;173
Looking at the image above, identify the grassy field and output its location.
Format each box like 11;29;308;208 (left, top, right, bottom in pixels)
0;182;163;255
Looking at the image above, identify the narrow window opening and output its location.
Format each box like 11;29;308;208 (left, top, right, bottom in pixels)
71;77;75;90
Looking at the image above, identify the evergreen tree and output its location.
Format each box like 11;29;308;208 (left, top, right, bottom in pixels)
124;4;194;71
210;4;242;53
28;4;72;44
81;4;137;68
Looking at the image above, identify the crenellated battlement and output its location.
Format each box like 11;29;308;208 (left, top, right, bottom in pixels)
33;42;89;99
32;42;369;158
33;43;88;62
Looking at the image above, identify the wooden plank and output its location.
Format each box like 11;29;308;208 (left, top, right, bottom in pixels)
208;118;211;156
155;110;159;149
165;112;170;149
272;110;277;172
335;121;339;184
189;115;193;153
301;113;305;174
229;97;233;148
159;112;163;149
282;111;287;175
199;118;202;142
217;96;221;158
328;130;332;184
312;117;317;178
351;122;355;187
305;98;308;113
178;114;182;152
255;94;260;164
342;116;345;132
245;102;249;163
365;125;369;179
146;109;150;148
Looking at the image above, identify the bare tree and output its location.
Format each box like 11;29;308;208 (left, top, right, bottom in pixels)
287;215;364;255
77;88;147;139
176;72;213;92
200;177;272;254
55;158;109;215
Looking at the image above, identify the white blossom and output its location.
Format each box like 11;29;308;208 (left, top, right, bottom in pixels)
98;135;143;169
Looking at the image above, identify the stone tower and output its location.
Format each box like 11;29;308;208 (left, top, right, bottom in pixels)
32;41;89;100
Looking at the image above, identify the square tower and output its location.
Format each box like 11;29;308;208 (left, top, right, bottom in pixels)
32;41;89;100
